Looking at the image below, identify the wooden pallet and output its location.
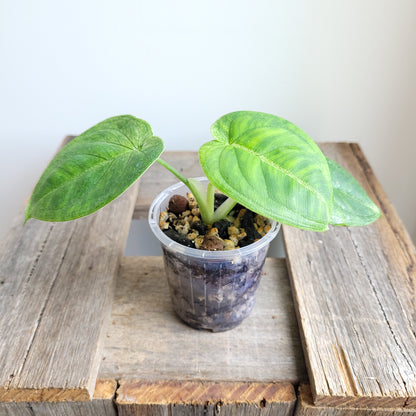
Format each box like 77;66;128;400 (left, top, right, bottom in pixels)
1;143;415;415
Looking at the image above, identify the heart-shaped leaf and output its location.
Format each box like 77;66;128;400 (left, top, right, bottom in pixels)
199;111;333;231
327;157;381;226
26;115;164;222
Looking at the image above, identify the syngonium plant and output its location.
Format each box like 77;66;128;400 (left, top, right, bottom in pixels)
25;111;381;232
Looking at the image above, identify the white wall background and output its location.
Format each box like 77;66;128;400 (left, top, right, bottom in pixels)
1;0;415;242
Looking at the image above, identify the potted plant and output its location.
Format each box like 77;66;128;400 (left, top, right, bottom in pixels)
25;111;381;331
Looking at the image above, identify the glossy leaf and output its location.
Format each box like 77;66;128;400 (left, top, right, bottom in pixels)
26;115;164;222
327;157;381;226
199;111;334;231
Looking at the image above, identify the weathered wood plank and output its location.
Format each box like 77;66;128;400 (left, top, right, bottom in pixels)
99;256;307;384
283;143;416;408
0;149;138;401
295;384;416;416
133;151;203;219
0;379;117;416
0;136;77;391
116;380;296;416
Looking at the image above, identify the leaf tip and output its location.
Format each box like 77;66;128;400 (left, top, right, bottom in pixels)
24;199;38;224
24;207;32;224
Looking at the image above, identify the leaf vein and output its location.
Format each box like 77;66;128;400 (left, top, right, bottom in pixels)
31;150;137;213
80;125;144;149
74;138;136;152
230;142;329;206
335;187;376;209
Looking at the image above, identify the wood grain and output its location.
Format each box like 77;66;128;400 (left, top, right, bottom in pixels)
295;384;416;416
116;380;296;416
0;147;138;401
4;142;415;414
283;143;416;408
0;379;117;416
99;256;307;384
133;151;203;219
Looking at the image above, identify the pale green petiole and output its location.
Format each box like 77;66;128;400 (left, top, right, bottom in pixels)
156;158;237;225
206;182;215;217
156;158;189;185
187;178;213;223
211;196;237;223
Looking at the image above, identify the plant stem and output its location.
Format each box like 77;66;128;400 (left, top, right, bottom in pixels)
156;158;237;225
187;178;213;224
156;158;189;185
156;158;213;223
206;182;215;214
212;197;238;223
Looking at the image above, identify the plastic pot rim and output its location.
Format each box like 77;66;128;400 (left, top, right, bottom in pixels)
148;177;281;260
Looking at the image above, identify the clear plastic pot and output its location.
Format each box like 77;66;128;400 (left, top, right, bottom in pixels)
148;178;280;332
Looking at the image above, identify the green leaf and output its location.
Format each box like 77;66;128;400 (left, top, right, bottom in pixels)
327;157;381;226
200;111;333;231
26;115;164;222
